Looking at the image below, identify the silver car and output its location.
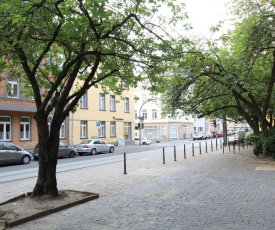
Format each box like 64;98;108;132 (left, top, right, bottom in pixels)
33;142;76;160
0;142;32;165
75;139;115;156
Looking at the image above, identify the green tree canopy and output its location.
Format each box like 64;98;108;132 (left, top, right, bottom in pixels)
0;0;189;197
160;0;275;138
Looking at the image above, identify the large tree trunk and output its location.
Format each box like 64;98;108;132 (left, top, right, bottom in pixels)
32;113;60;197
32;148;58;197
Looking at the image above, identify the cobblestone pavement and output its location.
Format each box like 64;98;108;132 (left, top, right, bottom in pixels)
2;144;275;230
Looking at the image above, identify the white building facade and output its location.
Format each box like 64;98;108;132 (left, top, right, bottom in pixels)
134;87;197;141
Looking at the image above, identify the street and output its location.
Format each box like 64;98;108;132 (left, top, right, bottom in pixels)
0;138;226;183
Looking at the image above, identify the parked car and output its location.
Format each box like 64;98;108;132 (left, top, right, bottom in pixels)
0;142;31;165
33;142;76;160
204;132;212;139
213;131;223;138
141;137;152;145
193;132;204;140
75;139;115;156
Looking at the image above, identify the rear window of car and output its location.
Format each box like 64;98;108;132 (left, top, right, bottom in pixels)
80;140;92;144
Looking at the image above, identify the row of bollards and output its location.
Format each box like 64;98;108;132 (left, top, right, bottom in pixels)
123;139;250;174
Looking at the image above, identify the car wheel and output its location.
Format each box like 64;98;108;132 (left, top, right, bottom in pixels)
33;156;38;161
142;142;146;145
109;147;114;153
91;148;97;155
21;155;31;164
78;153;83;156
69;151;76;158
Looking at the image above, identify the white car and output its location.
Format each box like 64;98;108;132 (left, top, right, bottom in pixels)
75;139;115;156
141;137;152;145
193;132;204;140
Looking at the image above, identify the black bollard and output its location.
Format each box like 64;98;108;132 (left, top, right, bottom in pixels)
184;144;186;159
192;143;194;156
211;140;213;151
123;152;127;175
163;147;165;164
174;146;177;161
199;142;201;154
206;141;208;153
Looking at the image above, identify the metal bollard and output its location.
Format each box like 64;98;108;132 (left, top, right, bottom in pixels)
199;142;201;154
192;143;194;156
206;141;208;153
216;138;218;150
123;152;127;175
174;146;177;161
163;147;165;164
184;144;186;159
211;140;213;151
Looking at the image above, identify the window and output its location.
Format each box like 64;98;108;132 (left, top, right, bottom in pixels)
99;121;105;137
59;121;65;138
110;122;116;137
110;95;116;111
0;116;11;141
7;81;19;98
170;125;178;139
124;97;129;112
80;121;87;138
20;117;30;140
160;126;166;136
134;110;138;119
142;110;147;120
152;109;157;119
80;92;88;108
99;93;106;110
124;122;131;139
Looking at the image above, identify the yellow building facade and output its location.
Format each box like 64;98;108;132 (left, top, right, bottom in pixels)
68;85;135;146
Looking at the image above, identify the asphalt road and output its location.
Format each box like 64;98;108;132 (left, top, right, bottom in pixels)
0;138;228;183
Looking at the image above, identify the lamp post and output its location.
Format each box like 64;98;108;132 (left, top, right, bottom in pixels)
139;100;149;146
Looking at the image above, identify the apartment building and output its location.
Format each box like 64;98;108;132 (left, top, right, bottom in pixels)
69;85;135;146
0;70;135;152
134;87;194;141
0;71;65;151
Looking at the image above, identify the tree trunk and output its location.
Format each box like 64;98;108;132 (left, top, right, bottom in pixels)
32;113;60;197
32;151;58;197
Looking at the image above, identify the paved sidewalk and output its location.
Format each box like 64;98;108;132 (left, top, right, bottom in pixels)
2;144;275;229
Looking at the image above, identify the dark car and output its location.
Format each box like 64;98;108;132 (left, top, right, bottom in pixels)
33;142;76;160
0;142;32;165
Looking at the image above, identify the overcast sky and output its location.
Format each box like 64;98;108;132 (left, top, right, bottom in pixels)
184;0;232;38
